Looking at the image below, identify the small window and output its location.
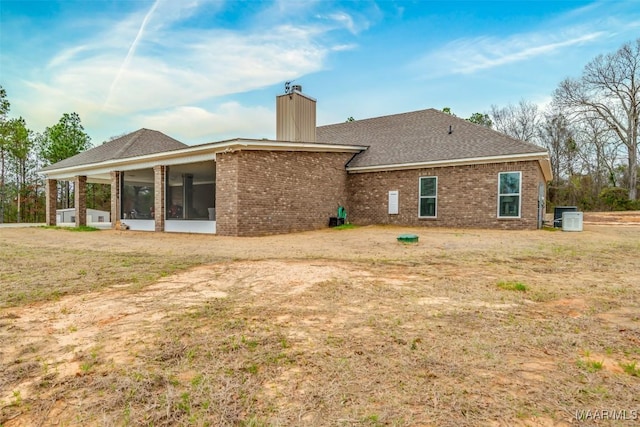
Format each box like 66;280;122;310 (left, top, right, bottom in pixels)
419;177;437;218
498;171;521;218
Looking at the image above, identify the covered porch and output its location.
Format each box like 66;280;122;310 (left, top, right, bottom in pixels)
44;158;217;234
38;128;366;236
115;160;216;234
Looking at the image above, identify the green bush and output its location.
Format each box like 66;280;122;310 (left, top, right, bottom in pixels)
598;187;633;211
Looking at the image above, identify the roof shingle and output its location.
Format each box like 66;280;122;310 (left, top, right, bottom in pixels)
40;128;188;171
317;108;547;169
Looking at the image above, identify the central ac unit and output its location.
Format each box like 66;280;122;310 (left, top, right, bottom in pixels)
562;212;583;232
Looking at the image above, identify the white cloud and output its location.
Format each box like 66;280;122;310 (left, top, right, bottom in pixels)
139;103;274;142
328;12;359;34
8;0;378;142
316;8;374;35
414;0;640;80
26;5;338;119
419;30;607;76
142;0;226;32
330;43;357;52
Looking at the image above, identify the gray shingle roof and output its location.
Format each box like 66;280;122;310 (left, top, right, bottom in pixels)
40;128;188;171
316;109;547;169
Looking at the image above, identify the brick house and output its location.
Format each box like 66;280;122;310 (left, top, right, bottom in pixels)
39;88;552;236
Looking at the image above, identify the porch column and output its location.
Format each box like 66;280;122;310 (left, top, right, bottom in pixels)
74;175;87;227
45;178;57;226
110;171;121;228
154;165;166;232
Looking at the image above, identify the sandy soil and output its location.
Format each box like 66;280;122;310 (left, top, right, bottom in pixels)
1;260;370;393
583;211;640;224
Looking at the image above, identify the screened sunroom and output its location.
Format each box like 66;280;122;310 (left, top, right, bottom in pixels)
120;160;216;234
164;160;216;233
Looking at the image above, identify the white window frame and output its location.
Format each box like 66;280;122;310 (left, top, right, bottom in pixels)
418;176;437;218
497;171;522;218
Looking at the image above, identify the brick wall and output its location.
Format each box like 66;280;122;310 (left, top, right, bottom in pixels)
216;150;352;236
347;161;545;230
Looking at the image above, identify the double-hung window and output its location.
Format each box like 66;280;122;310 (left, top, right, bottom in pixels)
498;171;521;218
419;176;437;218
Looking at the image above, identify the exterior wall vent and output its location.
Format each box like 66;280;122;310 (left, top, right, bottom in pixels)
388;190;399;214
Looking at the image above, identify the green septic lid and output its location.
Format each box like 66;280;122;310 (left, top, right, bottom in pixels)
397;234;419;243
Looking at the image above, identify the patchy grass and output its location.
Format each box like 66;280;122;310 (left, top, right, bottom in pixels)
0;248;203;307
0;232;211;307
620;361;640;377
542;226;561;232
332;223;357;230
68;225;101;232
39;225;101;232
497;280;528;292
577;359;604;373
1;225;640;426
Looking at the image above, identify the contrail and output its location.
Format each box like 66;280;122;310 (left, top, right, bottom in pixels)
103;0;160;111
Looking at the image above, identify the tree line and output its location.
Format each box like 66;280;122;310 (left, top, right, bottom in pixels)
446;38;640;211
1;38;639;223
0;87;109;223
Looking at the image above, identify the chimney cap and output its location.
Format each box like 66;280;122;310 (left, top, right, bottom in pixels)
284;81;303;94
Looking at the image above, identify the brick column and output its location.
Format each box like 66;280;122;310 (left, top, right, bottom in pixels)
215;153;239;236
154;165;166;232
110;171;121;228
45;179;57;226
74;176;87;227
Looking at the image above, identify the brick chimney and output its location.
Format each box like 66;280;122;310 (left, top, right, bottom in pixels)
276;85;316;142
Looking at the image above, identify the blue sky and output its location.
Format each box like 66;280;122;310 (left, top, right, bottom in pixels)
1;0;639;146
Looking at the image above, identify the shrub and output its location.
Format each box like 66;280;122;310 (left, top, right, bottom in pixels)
598;187;632;211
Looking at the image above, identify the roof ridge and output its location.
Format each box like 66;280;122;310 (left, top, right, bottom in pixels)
318;108;436;128
112;129;144;158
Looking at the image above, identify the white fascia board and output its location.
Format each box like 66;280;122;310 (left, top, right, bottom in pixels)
347;152;554;181
39;139;367;180
42;151;218;180
539;159;553;183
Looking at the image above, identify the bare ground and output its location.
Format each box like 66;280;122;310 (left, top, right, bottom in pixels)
1;214;639;426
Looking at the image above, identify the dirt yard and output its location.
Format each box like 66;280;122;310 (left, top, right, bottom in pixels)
1;214;639;426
